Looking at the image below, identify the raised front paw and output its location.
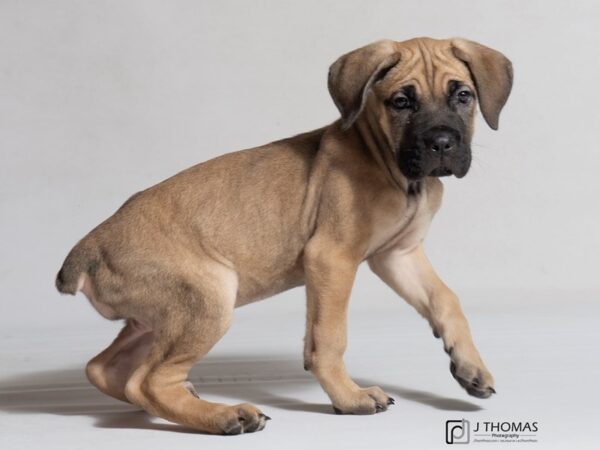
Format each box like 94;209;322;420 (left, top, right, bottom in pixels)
332;386;395;415
447;347;496;399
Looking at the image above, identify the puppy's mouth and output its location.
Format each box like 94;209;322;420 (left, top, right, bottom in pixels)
396;149;471;180
429;167;453;177
397;155;459;180
429;163;469;179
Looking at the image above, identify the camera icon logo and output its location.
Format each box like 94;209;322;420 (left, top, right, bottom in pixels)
446;419;470;444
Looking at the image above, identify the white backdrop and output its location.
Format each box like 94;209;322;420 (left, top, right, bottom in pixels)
1;0;599;332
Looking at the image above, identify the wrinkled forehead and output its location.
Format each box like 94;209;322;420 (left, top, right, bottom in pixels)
378;38;473;98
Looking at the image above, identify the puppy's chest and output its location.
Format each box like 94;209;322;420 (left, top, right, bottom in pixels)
366;190;435;257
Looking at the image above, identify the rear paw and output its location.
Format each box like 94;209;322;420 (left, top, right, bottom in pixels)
332;386;395;415
219;403;270;435
449;356;495;399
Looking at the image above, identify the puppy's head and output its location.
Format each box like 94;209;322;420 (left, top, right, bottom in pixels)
328;37;513;179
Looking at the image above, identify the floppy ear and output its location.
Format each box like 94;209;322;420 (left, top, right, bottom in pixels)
452;39;513;130
328;40;401;130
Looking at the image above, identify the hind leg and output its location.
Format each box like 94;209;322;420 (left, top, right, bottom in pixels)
124;306;269;434
86;319;153;402
118;263;270;435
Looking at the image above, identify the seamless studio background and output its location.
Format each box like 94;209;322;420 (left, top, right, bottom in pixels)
1;1;599;449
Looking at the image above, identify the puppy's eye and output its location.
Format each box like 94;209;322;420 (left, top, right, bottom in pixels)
390;95;411;110
457;90;472;104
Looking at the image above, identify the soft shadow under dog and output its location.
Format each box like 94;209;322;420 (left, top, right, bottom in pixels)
0;355;481;433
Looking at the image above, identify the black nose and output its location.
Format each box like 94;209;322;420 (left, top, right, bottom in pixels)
426;130;457;154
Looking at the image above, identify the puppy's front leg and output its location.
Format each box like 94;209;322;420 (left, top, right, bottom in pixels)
304;241;394;414
369;244;496;398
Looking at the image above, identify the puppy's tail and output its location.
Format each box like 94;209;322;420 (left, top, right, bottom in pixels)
55;238;99;295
